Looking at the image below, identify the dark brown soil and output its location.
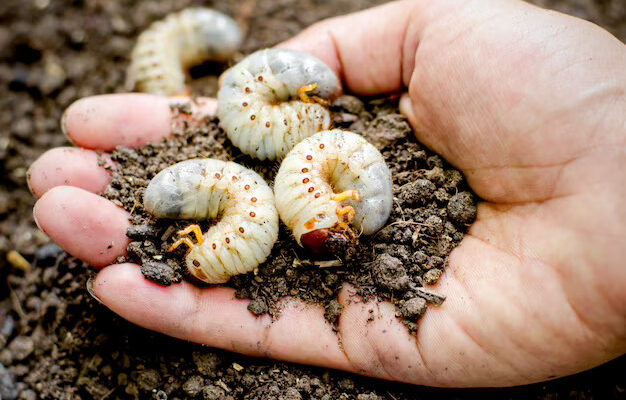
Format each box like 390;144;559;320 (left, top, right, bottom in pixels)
103;95;471;333
1;0;625;399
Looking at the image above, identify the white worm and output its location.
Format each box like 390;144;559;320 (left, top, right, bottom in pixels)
217;48;340;161
274;130;393;254
128;8;242;96
144;159;279;283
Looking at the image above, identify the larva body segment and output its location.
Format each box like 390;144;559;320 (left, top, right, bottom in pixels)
144;159;278;283
274;130;393;253
128;8;242;95
217;49;340;161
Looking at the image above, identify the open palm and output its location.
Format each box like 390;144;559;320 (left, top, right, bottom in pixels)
29;0;626;387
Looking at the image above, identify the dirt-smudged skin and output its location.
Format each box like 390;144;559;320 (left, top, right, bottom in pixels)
128;8;242;95
217;48;339;160
144;159;278;283
274;130;393;252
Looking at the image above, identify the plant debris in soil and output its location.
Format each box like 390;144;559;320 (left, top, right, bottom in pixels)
102;95;477;333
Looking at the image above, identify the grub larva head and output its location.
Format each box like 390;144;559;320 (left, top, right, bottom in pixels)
300;228;354;256
264;49;339;98
220;48;340;101
144;159;209;219
186;8;242;60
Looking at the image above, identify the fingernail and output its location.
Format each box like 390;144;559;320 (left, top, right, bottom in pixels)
86;276;104;305
60;108;76;145
32;202;43;231
25;165;35;196
398;92;412;114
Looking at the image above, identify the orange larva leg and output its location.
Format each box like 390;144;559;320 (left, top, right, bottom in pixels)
337;205;356;224
297;83;330;106
332;190;361;203
177;224;204;244
297;83;318;103
168;237;195;254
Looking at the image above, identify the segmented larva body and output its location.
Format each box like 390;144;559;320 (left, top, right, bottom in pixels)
143;159;278;283
274;130;393;254
217;48;340;161
128;8;242;95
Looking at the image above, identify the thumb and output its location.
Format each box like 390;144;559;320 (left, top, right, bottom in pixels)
277;0;424;95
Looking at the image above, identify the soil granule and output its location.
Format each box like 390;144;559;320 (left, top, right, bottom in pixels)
102;96;471;332
1;0;625;399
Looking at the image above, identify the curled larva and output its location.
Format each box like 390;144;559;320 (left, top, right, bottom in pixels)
144;159;278;283
274;130;393;254
217;48;340;161
128;8;242;95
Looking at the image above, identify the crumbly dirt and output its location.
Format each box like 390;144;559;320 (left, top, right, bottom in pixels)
1;0;625;399
102;95;472;332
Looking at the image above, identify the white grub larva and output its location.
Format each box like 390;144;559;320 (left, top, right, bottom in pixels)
217;48;340;161
143;159;278;283
274;130;393;254
128;8;242;96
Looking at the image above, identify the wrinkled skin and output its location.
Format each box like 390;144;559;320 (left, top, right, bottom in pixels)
29;0;626;387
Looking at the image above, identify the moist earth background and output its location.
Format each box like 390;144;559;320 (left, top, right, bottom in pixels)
0;0;625;399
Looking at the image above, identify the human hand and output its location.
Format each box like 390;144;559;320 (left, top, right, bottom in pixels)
29;0;626;387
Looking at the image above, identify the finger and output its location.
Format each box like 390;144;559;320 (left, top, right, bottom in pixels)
94;263;352;370
28;147;112;198
34;186;129;266
278;0;421;95
63;94;217;151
